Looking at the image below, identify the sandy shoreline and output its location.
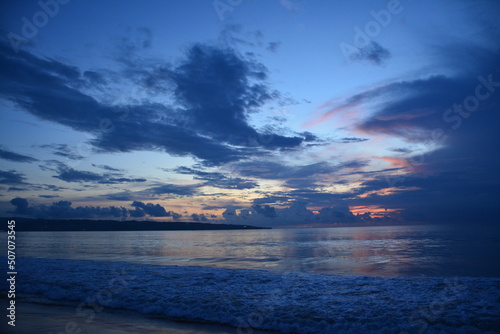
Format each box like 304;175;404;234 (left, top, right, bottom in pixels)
1;301;269;334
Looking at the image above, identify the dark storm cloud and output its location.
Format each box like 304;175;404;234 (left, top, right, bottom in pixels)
0;148;38;163
348;41;391;66
0;40;306;167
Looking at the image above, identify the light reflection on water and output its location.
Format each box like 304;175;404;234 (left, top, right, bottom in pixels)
9;224;500;277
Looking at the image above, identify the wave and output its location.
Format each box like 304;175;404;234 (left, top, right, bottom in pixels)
5;257;500;333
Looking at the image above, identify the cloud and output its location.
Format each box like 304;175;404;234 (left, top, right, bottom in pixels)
339;137;369;143
280;0;300;12
0;148;38;163
0;170;26;185
390;147;413;153
8;187;29;192
8;197;182;220
191;213;208;222
223;201;359;226
91;164;124;172
235;161;336;180
142;184;198;196
348;41;391;66
52;165;146;184
54;168;103;183
115;27;154;66
0;40;307;167
102;182;198;201
234;160;367;183
251;204;277;218
325;33;500;224
266;41;281;53
103;192;135;201
83;70;107;86
2;174;67;193
170;43;303;149
9;197;128;219
37;144;85;161
346;39;500;144
173;166;258;190
131;201;175;217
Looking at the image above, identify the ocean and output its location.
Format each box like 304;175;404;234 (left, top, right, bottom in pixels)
2;224;500;333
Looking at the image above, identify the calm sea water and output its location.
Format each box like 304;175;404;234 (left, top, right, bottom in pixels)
10;224;500;277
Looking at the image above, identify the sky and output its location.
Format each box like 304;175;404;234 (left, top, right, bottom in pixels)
0;0;499;226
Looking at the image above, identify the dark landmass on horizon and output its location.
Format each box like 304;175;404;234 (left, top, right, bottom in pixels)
1;218;271;231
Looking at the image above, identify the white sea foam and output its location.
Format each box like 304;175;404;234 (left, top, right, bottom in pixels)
6;257;500;333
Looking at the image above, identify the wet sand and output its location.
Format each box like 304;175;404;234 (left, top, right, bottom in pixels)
1;302;268;334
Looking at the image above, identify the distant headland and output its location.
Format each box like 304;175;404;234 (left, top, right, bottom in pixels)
1;218;271;231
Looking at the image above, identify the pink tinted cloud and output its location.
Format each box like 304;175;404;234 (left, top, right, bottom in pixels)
302;102;362;128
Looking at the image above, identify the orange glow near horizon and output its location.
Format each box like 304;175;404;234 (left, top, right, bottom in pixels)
356;186;420;199
350;205;399;217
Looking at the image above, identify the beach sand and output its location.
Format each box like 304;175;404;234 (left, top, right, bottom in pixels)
2;302;268;334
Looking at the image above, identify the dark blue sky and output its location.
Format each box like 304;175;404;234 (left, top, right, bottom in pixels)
0;0;499;225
